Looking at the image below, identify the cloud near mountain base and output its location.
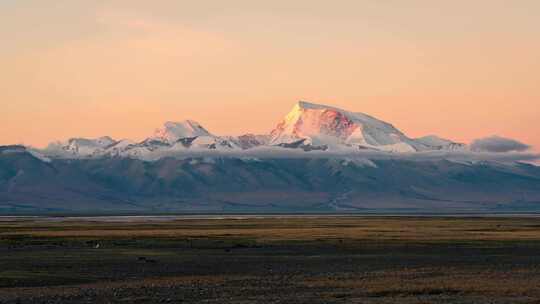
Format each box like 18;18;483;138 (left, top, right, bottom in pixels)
470;136;531;153
144;146;540;164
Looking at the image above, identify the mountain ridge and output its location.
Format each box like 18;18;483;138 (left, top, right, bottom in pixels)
1;146;539;214
40;101;470;160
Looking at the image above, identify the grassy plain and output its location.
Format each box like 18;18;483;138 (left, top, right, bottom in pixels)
2;216;540;303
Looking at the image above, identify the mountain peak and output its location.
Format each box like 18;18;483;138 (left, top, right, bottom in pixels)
296;100;323;109
270;100;418;152
296;100;343;111
153;120;211;143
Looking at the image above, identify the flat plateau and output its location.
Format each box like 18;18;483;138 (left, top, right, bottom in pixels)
2;216;540;303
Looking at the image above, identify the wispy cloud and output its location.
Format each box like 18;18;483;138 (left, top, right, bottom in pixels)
135;146;540;164
470;136;531;153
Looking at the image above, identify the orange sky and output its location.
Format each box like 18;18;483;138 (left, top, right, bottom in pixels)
1;1;539;150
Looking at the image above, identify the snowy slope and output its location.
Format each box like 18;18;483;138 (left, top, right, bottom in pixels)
415;135;467;151
269;101;420;152
152;120;211;143
41;120;243;159
225;134;271;150
44;136;117;158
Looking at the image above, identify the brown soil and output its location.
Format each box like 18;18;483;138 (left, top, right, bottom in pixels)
2;216;540;303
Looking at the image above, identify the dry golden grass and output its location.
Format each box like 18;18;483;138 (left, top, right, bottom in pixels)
2;217;540;242
3;216;540;303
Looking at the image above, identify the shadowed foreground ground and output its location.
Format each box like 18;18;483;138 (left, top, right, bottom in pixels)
2;216;540;303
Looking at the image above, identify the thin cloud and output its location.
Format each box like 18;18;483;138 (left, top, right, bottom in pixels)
138;146;540;164
470;136;531;153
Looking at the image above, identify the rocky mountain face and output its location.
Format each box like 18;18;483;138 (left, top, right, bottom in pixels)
270;101;419;152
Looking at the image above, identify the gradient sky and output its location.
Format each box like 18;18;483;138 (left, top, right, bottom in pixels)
1;0;539;150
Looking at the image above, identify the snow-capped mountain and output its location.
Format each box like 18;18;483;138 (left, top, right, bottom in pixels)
109;120;240;159
42;120;242;159
152;120;211;143
45;136;118;158
3;101;536;214
269;101;418;152
39;101;467;159
269;101;464;153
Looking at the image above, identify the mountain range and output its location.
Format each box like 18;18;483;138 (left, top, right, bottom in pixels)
41;101;467;160
1;101;539;214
